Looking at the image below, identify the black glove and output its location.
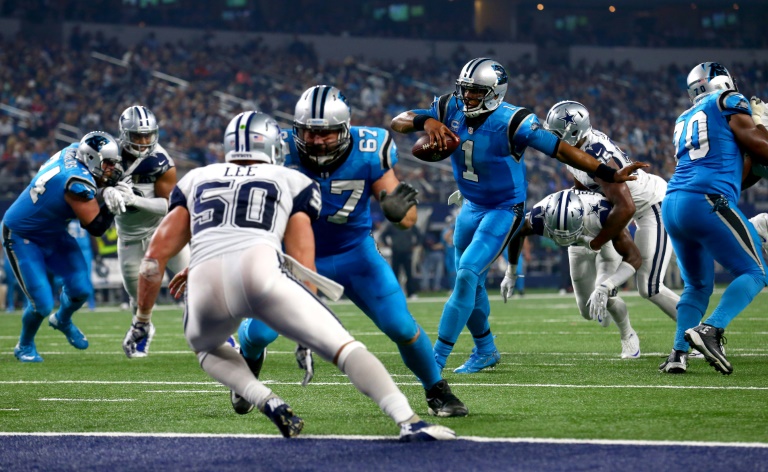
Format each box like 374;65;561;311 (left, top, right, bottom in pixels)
379;182;419;223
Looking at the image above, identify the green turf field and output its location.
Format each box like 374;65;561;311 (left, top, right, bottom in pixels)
1;290;767;442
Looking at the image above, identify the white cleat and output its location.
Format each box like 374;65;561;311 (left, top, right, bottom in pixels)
399;421;456;442
620;330;641;359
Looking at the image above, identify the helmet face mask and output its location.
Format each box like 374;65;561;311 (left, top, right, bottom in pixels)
454;58;508;118
543;190;585;246
686;62;737;102
544;101;592;146
293;85;351;167
77;131;123;187
119;106;159;159
223;111;282;164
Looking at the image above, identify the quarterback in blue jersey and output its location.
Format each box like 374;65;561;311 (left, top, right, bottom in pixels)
2;131;126;362
391;58;646;373
660;62;768;375
235;85;468;418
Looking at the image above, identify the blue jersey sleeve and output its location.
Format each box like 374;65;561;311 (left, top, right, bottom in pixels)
291;181;321;220
410;93;454;125
718;91;752;118
513;114;560;157
65;176;97;200
169;186;187;211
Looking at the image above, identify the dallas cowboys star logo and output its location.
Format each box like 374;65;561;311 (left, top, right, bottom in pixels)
589;202;607;216
559;109;577;126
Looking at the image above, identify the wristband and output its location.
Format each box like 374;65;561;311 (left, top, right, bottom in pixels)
505;265;518;278
412;114;431;131
594;163;617;183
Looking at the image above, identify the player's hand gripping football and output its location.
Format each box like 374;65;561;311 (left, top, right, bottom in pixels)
380;182;419;223
424;119;460;152
294;344;314;387
123;318;154;358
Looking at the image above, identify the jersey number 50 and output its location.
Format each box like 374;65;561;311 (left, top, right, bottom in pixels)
192;180;278;234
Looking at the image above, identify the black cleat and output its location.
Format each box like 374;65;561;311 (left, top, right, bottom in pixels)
659;349;688;374
426;379;469;417
262;398;304;438
685;324;732;375
231;348;267;415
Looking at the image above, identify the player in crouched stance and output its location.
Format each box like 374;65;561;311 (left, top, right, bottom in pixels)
129;111;455;441
502;189;643;358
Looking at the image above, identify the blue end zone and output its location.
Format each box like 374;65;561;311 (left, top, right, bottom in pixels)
1;435;767;471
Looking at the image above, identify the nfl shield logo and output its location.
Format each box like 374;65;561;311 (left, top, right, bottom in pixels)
468;127;474;134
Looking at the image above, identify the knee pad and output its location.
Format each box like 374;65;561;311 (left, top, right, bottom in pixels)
334;340;367;369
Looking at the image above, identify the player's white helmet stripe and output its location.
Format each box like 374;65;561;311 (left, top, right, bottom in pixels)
544;101;592;146
119;105;159;159
686;62;737;102
224;111;282;164
543;189;585;246
455;58;508;118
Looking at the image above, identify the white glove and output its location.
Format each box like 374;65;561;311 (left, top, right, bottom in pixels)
115;181;137;207
295;344;314;387
576;235;599;253
750;96;768;127
123;319;153;358
586;284;611;321
500;265;519;303
102;187;126;215
447;190;464;207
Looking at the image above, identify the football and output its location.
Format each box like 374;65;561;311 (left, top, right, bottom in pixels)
411;135;459;162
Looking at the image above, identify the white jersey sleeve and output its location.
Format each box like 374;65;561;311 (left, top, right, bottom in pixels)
749;213;768;255
115;144;175;241
171;162;322;269
566;130;666;215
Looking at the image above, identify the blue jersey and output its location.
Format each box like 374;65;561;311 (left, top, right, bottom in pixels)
414;94;559;207
3;143;97;240
284;126;396;258
667;89;751;202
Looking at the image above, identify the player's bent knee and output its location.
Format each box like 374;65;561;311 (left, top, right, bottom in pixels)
334;340;366;370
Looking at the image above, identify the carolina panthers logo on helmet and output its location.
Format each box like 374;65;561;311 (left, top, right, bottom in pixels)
85;135;110;151
492;64;508;85
708;63;729;81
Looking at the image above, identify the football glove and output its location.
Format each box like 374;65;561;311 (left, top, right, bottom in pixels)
751;96;768;127
576;235;599;253
123;318;153;358
380;182;419;223
586;284;611;321
294;344;314;387
500;265;519;303
115;181;137;207
102;186;126;215
447;190;464;207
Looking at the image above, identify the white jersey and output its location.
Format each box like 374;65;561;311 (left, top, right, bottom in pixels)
115;144;174;241
529;190;612;242
749;213;768;255
171;162;321;269
566;129;666;215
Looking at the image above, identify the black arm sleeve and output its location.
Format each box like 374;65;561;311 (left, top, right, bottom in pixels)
82;204;115;237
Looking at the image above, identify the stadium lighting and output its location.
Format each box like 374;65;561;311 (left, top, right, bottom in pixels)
609;5;616;12
537;3;544;11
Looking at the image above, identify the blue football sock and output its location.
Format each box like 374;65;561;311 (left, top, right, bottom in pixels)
398;326;442;389
706;273;766;329
20;308;45;346
57;290;86;324
433;338;454;369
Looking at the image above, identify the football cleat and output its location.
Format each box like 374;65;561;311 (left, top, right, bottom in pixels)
659;349;688;374
620;330;641;359
685;324;732;375
48;313;89;350
231;348;266;415
399;420;457;442
453;347;500;374
425;379;468;417
261;397;304;438
14;342;43;363
132;323;156;358
688;349;704;359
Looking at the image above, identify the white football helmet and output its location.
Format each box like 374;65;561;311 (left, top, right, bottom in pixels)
686;62;737;102
77;131;123;186
544;101;592;146
293;85;351;167
542;190;585;246
223;111;282;164
118;105;159;159
455;58;508;118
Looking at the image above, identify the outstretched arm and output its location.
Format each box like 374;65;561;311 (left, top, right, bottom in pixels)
554;141;648;183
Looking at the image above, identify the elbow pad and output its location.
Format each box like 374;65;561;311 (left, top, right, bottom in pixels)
83;205;115;237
